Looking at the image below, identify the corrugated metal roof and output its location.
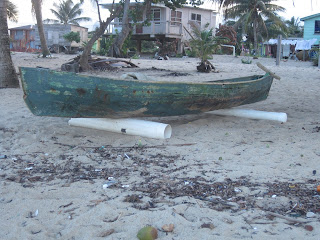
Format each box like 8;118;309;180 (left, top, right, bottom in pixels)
9;25;35;30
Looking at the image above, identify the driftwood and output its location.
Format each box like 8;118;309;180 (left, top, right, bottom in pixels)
61;55;139;73
256;62;281;80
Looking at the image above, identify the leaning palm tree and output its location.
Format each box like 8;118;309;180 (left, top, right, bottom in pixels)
31;0;51;57
0;0;19;88
44;0;91;25
226;0;285;53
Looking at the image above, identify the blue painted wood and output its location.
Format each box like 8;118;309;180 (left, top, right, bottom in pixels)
20;67;274;118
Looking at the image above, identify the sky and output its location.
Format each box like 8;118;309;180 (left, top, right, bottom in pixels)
7;0;320;31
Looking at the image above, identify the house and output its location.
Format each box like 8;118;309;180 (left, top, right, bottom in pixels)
34;24;88;52
9;25;37;52
301;13;320;45
9;24;88;52
102;3;217;53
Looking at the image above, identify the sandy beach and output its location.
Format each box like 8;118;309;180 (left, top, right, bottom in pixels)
1;52;320;239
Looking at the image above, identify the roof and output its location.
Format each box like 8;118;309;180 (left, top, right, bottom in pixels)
301;13;320;21
9;25;35;30
100;2;217;13
9;24;88;30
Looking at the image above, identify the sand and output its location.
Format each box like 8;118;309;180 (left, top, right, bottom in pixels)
1;52;320;239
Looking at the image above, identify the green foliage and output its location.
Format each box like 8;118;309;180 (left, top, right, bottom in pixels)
226;0;286;50
142;41;157;53
285;17;303;38
97;48;108;56
185;49;196;57
189;23;228;62
131;54;140;59
63;31;80;43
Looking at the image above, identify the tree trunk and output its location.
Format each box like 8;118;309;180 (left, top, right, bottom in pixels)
0;0;19;88
79;23;107;71
79;16;120;71
109;0;131;58
253;18;258;54
31;0;50;57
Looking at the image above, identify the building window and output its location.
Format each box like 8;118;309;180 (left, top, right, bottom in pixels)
171;10;182;26
191;13;201;26
151;9;161;25
315;20;320;33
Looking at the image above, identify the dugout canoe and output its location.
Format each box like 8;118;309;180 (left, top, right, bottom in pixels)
20;67;274;118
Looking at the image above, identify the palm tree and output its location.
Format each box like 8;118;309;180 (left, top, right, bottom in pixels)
44;0;91;25
189;23;227;72
31;0;51;57
226;0;285;52
7;0;18;22
285;16;303;37
0;0;19;88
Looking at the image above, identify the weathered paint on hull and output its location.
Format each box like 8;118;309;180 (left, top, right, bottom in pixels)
20;67;274;118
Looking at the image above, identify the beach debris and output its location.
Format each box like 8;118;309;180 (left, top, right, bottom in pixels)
317;185;320;193
0;155;7;159
313;170;316;175
31;229;42;235
304;225;314;231
61;56;138;72
306;212;316;218
27;209;39;218
161;224;174;232
137;226;158;240
103;179;117;189
201;223;215;230
98;229;115;237
124;194;142;203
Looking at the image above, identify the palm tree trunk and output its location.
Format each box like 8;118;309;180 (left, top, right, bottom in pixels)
109;0;131;57
0;0;19;88
253;18;258;53
31;0;50;57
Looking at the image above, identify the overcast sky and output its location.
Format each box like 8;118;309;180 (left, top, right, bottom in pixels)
8;0;320;30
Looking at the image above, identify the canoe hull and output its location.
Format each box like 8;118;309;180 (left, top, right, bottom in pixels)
20;67;274;118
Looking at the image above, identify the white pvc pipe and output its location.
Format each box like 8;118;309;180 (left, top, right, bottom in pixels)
68;118;172;139
209;109;287;122
221;44;235;57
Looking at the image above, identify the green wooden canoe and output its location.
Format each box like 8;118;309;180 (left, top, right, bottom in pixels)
20;67;274;118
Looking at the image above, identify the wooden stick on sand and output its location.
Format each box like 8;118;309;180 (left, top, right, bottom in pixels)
257;62;281;80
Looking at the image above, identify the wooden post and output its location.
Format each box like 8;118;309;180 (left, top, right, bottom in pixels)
276;35;282;66
137;39;142;54
318;46;320;69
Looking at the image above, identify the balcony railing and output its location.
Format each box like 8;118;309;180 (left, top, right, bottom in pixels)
107;21;183;36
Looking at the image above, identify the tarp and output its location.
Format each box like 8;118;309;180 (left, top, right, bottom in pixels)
267;38;318;50
268;39;297;45
295;39;318;50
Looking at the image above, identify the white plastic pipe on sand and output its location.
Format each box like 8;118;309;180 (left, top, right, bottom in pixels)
209;109;287;122
68;118;172;139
